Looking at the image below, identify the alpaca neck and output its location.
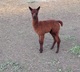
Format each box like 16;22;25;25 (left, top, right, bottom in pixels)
32;17;39;29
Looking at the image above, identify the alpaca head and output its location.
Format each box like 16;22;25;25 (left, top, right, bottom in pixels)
29;6;40;19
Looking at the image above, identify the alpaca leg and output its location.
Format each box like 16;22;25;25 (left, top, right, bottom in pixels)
39;35;44;53
50;33;56;49
55;35;61;53
51;37;56;50
50;31;56;49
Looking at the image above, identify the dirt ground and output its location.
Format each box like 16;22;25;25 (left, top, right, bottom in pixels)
0;0;80;72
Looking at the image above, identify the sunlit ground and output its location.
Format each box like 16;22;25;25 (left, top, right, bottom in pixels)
0;0;80;15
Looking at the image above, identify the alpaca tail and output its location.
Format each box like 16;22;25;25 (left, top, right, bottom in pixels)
57;20;63;26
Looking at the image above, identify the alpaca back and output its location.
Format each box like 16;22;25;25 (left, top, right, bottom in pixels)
35;20;61;35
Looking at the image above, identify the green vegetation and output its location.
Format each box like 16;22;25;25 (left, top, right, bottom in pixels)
63;35;76;40
70;45;80;56
0;60;24;72
65;67;73;72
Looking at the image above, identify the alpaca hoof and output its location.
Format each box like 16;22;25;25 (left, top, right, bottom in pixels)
56;51;59;53
40;51;43;53
50;47;53;50
39;49;43;53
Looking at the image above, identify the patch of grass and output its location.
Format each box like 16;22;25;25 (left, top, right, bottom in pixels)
65;67;73;72
58;68;63;72
27;0;36;3
57;67;73;72
70;45;80;56
52;59;60;65
57;66;64;72
0;60;24;72
64;35;76;40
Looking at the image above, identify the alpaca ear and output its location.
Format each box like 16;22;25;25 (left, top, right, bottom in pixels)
37;6;40;11
29;7;33;11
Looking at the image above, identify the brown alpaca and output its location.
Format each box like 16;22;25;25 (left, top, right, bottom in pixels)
29;6;63;53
